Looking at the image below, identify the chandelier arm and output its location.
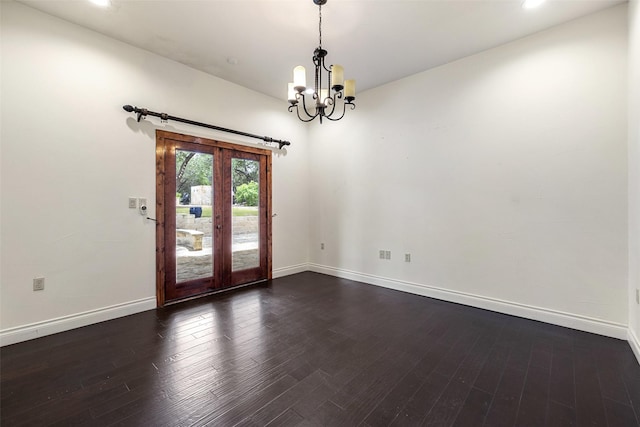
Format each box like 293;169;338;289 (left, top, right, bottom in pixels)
323;101;347;121
323;93;338;118
299;93;318;119
321;56;332;73
291;96;320;122
295;104;320;123
324;100;355;122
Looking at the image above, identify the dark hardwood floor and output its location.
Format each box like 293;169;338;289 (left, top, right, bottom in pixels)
1;272;639;426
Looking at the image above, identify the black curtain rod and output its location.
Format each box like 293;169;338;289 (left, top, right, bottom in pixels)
122;105;291;149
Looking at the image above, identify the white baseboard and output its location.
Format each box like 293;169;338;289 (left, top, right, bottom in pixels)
1;265;633;354
308;263;628;340
0;262;308;347
0;297;156;347
629;328;640;365
273;263;310;279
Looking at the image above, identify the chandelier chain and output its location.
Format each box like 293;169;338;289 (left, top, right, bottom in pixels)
315;60;319;93
318;4;322;48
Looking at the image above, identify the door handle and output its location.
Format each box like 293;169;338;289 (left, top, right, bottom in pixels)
216;225;222;229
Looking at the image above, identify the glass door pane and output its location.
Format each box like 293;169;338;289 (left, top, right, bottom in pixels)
175;150;214;283
231;158;260;271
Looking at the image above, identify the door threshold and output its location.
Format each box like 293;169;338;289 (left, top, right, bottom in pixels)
162;279;269;307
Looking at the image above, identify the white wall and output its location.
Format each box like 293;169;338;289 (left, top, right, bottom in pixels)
629;0;640;357
0;1;309;343
309;5;629;338
0;1;633;347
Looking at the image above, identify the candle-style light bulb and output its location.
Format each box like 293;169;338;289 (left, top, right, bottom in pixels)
344;79;356;101
288;83;297;104
293;66;306;92
331;64;344;91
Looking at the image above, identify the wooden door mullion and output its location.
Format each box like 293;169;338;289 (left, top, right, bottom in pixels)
213;147;224;290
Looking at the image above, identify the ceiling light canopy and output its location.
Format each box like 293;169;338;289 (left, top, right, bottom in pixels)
522;0;545;9
88;0;111;8
288;0;356;124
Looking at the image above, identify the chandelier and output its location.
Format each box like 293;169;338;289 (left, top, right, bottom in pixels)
287;0;356;124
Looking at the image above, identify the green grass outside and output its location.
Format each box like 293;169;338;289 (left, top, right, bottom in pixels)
231;206;259;216
176;206;258;217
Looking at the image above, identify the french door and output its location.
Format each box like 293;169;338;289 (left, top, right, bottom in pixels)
155;131;271;306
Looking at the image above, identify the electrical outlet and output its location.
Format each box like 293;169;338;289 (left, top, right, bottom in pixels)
128;197;137;209
138;198;147;208
379;250;385;259
405;253;411;263
385;250;391;260
33;277;45;291
321;243;325;250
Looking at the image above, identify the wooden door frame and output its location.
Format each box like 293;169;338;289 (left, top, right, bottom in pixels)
155;130;272;307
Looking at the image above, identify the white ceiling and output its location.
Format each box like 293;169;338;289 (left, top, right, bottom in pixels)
16;0;624;100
